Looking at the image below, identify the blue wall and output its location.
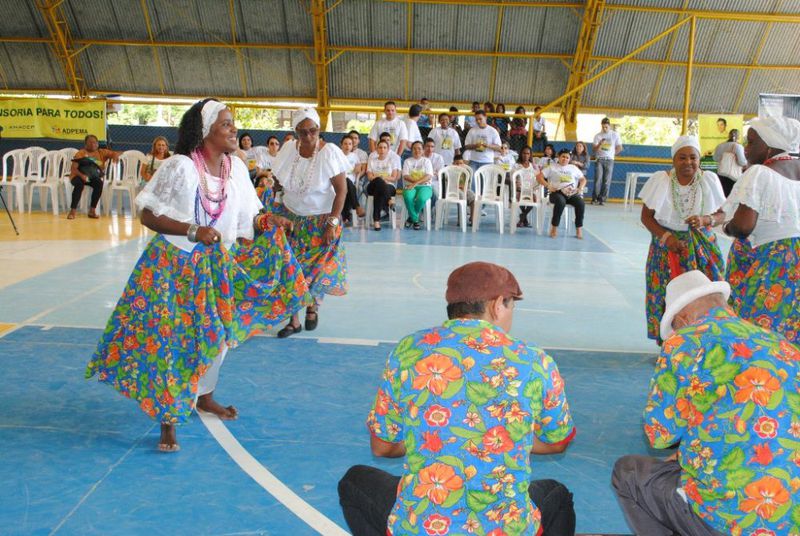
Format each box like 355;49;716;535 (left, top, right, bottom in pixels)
3;126;672;199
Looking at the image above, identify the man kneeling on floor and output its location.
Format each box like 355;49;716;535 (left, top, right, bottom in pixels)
613;271;800;536
339;262;577;536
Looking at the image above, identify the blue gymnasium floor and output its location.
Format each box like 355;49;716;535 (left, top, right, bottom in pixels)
0;206;733;535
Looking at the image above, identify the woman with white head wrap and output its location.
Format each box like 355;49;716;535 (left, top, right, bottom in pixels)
719;116;800;343
87;99;312;452
637;135;727;344
271;107;350;338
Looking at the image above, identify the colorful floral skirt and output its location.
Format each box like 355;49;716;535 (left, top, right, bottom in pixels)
731;237;800;344
725;237;755;308
274;204;348;302
85;231;312;424
645;227;724;341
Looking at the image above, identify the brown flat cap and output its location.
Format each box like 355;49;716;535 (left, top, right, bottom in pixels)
445;262;523;304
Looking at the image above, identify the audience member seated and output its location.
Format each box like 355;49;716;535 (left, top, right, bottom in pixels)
515;145;540;228
422;138;444;201
449;106;467;145
508;105;528;152
366;139;401;231
369;101;408;156
140;136;171;183
403;104;424;151
340;135;366;225
537;148;586;239
338;261;576;536
236;132;270;186
532;106;547;153
401;141;434;230
493;102;509;140
570;141;589;177
431;112;462;166
67;134;122;220
613;270;800;536
463;110;502;174
417;97;432;138
538;143;556;168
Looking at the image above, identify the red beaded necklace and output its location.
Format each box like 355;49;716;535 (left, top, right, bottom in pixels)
763;154;798;166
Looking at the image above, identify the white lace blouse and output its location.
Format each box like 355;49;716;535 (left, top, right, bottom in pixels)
723;164;800;247
135;155;262;252
272;140;350;216
639;170;725;232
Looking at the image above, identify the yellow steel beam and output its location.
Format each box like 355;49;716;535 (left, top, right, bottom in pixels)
139;0;166;94
229;0;248;97
310;0;331;129
733;21;773;113
681;16;696;134
487;6;505;102
561;0;605;141
383;0;800;23
404;2;412;100
647;0;689;111
538;16;692;115
36;0;88;98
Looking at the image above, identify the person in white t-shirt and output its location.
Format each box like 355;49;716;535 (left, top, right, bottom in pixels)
514;145;540;228
369;101;408;155
423;138;445;203
340;135;366;225
403;104;424;148
532;106;548;153
537;149;587;239
592;117;623;205
366;140;402;231
430;112;462;165
401;141;434;230
464;110;502;174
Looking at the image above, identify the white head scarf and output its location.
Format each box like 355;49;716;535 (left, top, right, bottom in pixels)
749;116;800;154
292;108;320;130
201;100;228;139
671;135;701;157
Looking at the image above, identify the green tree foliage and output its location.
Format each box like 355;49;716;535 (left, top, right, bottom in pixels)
615;116;685;146
107;104;279;130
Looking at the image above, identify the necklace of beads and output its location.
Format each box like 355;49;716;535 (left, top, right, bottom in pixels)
763;153;799;166
191;147;230;225
670;169;704;220
288;140;320;194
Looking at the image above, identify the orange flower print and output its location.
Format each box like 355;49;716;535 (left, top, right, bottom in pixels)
751;529;776;536
486;529;509;536
778;340;800;362
739;476;790;519
503;401;530;424
750;443;775;465
734;367;781;406
412;354;463;396
686;376;711;396
422;513;451;536
420;331;442;346
753;416;779;439
423;404;452;427
764;284;785;311
464;337;491;354
420;430;443;453
731;342;753;359
374;388;392;416
482;425;514;454
683;477;703;504
413;463;464;505
676;399;704;426
481;328;510;347
662;335;685;354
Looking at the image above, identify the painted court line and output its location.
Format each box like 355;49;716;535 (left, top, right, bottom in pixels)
198;411;351;536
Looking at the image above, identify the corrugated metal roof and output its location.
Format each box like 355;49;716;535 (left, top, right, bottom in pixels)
0;0;798;118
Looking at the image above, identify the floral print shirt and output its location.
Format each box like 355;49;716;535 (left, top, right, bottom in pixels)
645;307;800;535
367;318;575;536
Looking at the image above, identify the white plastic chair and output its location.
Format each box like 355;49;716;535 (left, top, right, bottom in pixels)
509;167;540;234
27;150;63;215
539;187;585;234
1;149;29;213
365;194;398;229
109;151;144;216
399;189;432;230
472;164;506;234
435;165;471;233
22;146;48;185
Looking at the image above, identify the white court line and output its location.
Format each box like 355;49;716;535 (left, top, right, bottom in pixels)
411;272;425;291
317;337;380;346
198;411;351;536
516;307;564;314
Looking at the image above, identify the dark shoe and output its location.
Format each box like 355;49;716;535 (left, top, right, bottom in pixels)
524;220;533;228
404;218;413;229
372;222;381;231
305;310;318;331
277;322;302;338
413;222;421;230
517;220;525;228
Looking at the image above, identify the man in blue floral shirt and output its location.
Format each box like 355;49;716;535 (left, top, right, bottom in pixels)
338;262;576;536
613;271;800;536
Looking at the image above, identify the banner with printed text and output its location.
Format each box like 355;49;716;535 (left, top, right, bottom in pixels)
0;98;106;140
698;114;743;158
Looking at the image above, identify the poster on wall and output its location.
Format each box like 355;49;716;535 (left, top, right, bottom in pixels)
759;93;800;121
698;114;743;157
0;98;106;141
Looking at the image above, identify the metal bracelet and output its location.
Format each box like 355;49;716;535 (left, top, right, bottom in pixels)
187;224;200;243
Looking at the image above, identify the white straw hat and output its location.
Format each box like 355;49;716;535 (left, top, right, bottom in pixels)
660;270;730;341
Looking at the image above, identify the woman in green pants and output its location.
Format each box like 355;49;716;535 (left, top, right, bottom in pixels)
401;141;434;230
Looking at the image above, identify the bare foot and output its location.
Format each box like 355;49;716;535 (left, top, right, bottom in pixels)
158;423;180;452
356;206;365;218
88;208;99;219
576;228;583;239
197;393;238;420
549;226;557;238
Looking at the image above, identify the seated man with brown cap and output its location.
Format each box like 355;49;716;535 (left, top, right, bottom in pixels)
338;261;576;536
612;270;800;536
